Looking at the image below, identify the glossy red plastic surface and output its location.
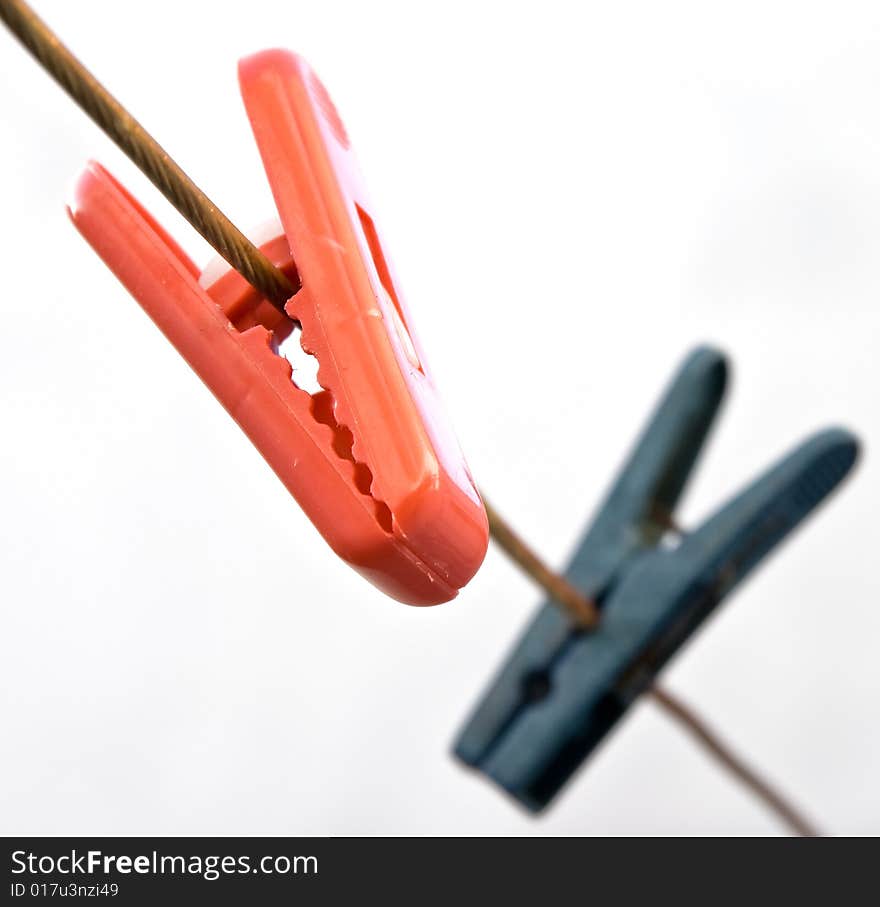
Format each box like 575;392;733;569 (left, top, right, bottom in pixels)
68;50;487;605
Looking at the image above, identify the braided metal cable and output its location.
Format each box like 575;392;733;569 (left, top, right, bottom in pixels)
0;0;298;311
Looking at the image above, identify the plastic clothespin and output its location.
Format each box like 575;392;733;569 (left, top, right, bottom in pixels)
68;49;488;606
454;346;859;811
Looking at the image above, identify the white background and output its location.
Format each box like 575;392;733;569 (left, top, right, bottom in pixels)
1;0;877;835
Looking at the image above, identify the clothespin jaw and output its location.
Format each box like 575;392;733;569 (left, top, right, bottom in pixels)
454;346;859;812
67;50;488;606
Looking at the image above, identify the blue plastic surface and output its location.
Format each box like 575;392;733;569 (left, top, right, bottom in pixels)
454;346;859;812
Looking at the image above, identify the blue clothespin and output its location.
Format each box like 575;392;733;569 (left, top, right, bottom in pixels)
454;346;859;813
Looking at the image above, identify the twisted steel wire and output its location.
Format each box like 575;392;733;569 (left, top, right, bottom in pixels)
0;0;298;311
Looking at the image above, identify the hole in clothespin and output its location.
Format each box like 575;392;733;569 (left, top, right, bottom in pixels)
521;669;553;704
355;204;424;375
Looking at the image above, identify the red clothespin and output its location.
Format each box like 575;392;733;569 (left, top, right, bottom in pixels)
68;49;488;606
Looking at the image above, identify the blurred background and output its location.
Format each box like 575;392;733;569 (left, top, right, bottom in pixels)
0;0;877;835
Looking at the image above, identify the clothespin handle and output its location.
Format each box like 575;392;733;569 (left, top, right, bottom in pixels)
667;427;859;604
566;346;728;598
